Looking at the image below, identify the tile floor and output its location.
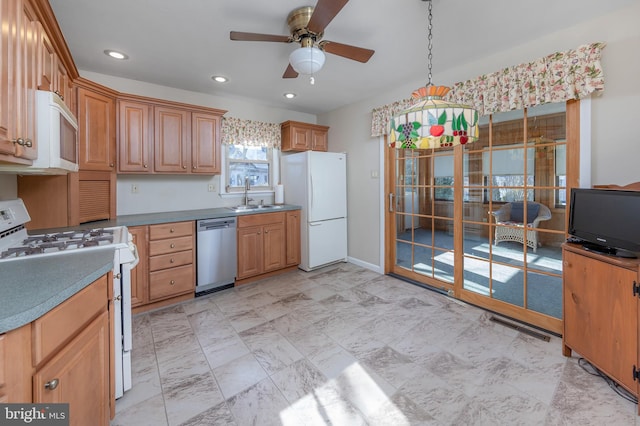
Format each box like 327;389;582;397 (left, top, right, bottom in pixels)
111;263;638;425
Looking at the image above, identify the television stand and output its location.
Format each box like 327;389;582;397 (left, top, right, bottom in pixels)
562;243;640;413
582;242;638;259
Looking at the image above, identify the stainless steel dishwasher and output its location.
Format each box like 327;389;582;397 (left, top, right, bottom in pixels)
196;217;237;295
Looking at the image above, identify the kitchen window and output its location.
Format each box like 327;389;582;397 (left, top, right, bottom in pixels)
220;117;281;196
225;144;273;192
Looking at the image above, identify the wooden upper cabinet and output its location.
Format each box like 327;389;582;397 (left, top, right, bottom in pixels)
191;112;221;173
77;84;116;171
35;21;55;91
154;106;189;173
117;95;225;174
118;99;152;173
281;120;329;152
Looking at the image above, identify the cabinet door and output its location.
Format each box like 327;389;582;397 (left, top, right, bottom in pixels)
563;250;638;393
118;100;152;172
191;112;220;174
237;227;262;279
0;0;15;156
77;88;116;171
263;222;285;272
129;226;148;308
286;211;301;266
33;311;110;426
311;130;328;151
291;126;311;151
36;21;55;91
13;0;38;160
154;106;189;173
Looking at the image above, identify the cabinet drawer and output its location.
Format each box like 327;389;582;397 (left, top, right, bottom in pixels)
149;221;193;240
238;212;284;228
149;265;194;301
149;249;193;272
33;275;108;366
149;235;193;256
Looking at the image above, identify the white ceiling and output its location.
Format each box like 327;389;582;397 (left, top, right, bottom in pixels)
49;0;634;115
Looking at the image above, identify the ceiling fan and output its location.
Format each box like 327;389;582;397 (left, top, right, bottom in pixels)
230;0;375;79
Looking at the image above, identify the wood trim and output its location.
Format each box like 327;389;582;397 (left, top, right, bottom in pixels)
117;93;227;116
234;265;299;286
29;0;79;80
593;181;640;191
74;77;119;98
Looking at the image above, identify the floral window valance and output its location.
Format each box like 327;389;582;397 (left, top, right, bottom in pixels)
371;42;606;137
222;117;281;149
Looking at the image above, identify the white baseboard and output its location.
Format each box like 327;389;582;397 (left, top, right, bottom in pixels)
347;256;383;274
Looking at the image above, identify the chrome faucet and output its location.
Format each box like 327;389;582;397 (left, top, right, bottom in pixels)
244;176;253;206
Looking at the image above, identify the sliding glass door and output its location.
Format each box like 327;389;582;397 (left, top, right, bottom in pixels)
386;101;578;334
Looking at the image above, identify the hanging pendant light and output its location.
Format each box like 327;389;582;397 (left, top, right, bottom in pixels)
389;0;478;149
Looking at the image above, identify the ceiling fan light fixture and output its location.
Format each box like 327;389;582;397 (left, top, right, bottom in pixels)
283;93;296;99
289;46;325;75
211;75;229;83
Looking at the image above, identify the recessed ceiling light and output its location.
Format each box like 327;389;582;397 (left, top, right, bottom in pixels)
104;50;128;60
283;93;296;99
212;76;228;83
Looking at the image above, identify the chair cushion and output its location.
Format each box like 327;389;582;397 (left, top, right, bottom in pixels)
510;202;540;224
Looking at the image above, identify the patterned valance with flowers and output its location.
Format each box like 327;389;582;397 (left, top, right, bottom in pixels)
221;117;281;149
371;42;606;137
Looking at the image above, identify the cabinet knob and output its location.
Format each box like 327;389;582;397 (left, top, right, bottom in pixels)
170;243;175;248
193;165;197;169
170;258;175;263
144;164;148;168
170;228;175;233
24;139;33;147
44;378;60;390
12;138;25;146
170;280;175;285
54;90;64;101
115;272;121;279
182;165;187;169
110;163;114;167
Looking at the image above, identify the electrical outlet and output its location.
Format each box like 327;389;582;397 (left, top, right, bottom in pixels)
208;184;215;192
131;184;139;194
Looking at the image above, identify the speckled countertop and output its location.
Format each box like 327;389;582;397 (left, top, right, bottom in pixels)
0;248;115;334
1;205;301;334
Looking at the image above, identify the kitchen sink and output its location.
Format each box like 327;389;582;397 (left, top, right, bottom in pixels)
226;204;284;212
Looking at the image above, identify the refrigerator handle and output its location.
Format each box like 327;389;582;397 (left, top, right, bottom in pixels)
310;175;314;211
389;193;395;212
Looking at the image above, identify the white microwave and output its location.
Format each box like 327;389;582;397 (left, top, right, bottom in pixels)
0;91;78;174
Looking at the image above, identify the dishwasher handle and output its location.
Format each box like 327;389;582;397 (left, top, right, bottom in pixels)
198;218;236;231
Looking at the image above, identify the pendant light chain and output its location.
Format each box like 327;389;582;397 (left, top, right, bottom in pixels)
426;0;433;86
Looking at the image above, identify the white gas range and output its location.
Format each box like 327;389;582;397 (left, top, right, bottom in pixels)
0;198;138;399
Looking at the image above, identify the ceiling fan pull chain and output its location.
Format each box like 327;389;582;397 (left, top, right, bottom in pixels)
427;0;433;86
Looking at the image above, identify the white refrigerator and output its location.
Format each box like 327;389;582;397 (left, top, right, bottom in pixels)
281;151;347;271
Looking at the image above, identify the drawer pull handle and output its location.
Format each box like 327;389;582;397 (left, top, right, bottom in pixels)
170;280;175;285
170;258;175;263
144;164;148;168
170;228;175;233
170;243;175;248
45;378;59;390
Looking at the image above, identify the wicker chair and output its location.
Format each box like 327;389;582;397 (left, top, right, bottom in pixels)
489;202;552;252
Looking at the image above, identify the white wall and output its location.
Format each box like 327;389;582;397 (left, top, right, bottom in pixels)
320;2;640;269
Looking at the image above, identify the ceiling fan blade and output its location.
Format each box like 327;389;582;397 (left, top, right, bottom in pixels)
283;64;299;79
307;0;349;34
320;41;374;63
230;31;291;43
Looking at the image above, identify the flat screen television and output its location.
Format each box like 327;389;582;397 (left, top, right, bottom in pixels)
568;188;640;258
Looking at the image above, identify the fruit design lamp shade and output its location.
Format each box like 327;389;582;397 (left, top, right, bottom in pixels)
389;85;479;149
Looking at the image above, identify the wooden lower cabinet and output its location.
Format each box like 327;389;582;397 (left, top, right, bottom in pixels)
236;210;301;285
131;221;195;313
562;243;640;410
33;311;110;426
0;274;111;423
